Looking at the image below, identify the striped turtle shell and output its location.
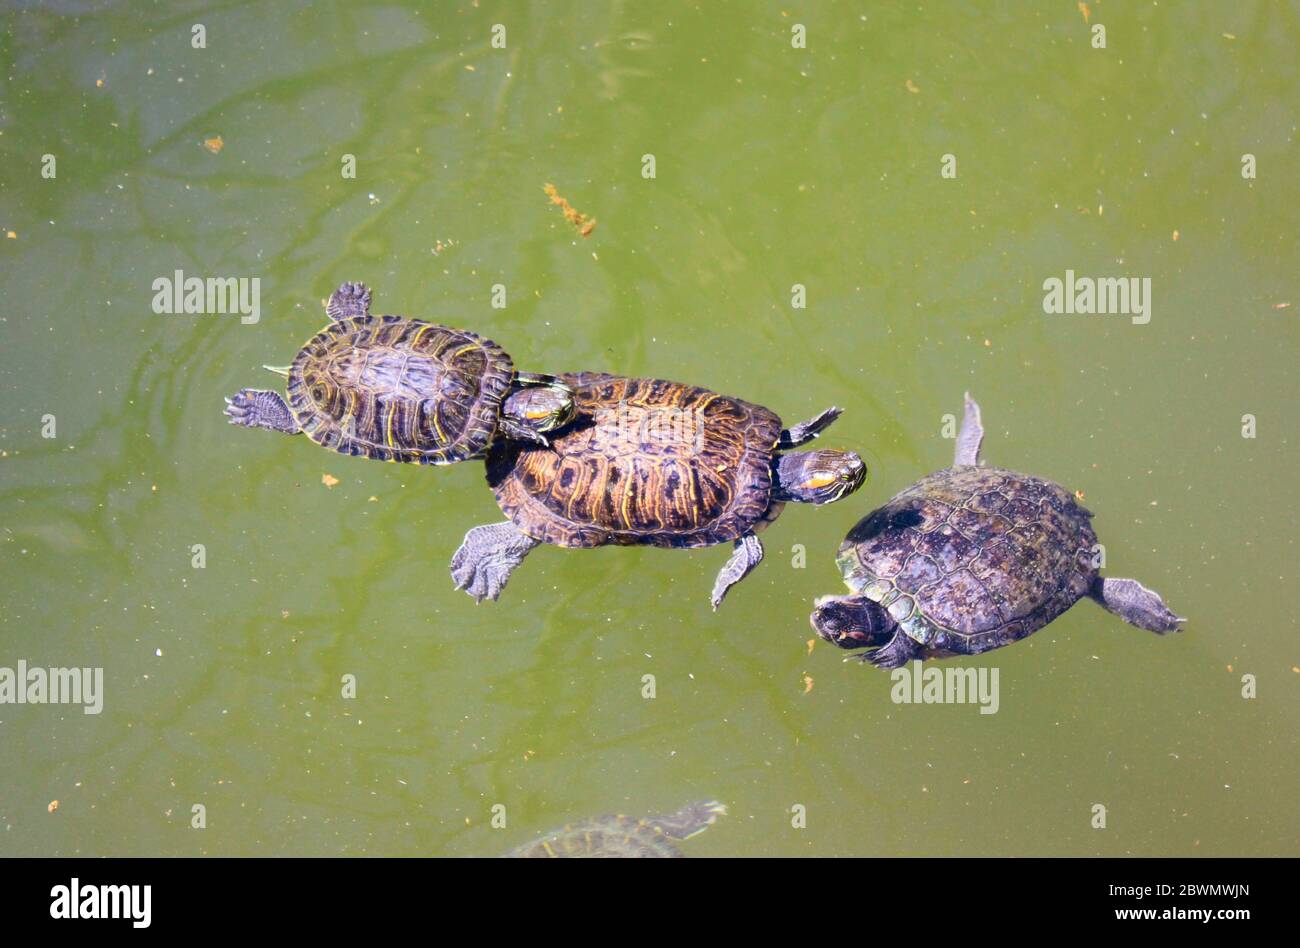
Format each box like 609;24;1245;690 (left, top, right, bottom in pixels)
837;465;1098;655
287;314;513;463
486;373;784;548
505;801;726;858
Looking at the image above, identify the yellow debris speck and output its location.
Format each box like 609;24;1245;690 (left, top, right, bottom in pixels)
322;473;340;488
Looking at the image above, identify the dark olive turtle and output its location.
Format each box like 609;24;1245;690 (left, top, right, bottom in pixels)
223;282;575;463
505;801;727;858
451;373;866;608
811;394;1184;669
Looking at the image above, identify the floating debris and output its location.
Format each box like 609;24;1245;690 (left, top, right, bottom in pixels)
905;78;920;94
322;473;340;488
202;135;224;155
543;183;596;237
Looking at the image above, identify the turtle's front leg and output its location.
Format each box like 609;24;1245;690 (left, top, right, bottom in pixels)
778;407;843;449
451;521;541;603
224;389;301;434
710;534;764;610
862;629;922;670
497;416;550;448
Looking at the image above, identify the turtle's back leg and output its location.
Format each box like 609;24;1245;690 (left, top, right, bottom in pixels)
778;407;842;449
327;281;371;320
710;533;764;610
450;521;540;603
224;389;301;434
954;392;984;465
1090;577;1184;633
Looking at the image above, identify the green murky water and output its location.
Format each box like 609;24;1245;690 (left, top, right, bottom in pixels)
1;1;1295;857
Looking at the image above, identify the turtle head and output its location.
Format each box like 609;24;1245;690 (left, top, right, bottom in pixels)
810;594;893;650
775;449;866;505
503;377;577;436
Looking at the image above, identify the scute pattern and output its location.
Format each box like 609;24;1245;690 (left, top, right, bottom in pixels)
488;373;784;548
837;466;1098;654
287;315;513;463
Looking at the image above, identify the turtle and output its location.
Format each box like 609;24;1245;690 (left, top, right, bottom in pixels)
451;372;867;608
222;281;575;463
810;393;1185;669
504;800;727;858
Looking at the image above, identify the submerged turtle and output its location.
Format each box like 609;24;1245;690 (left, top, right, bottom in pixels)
451;372;866;607
223;281;575;462
811;394;1184;668
505;800;727;858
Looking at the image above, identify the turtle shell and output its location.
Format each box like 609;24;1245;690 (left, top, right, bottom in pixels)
486;373;784;548
836;466;1099;655
504;801;725;858
505;814;685;858
287;314;513;463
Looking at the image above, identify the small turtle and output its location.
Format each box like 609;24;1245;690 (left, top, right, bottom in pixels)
811;394;1184;669
451;373;866;607
223;281;575;463
505;800;727;858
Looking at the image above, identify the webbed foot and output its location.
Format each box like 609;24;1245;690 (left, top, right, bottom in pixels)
710;534;764;610
779;407;843;449
450;521;540;603
327;281;372;320
1092;577;1184;633
224;389;300;434
954;392;984;466
861;629;922;670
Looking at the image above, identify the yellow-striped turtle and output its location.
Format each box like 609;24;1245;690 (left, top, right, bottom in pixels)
811;394;1184;669
451;373;866;607
223;282;574;463
505;801;727;858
